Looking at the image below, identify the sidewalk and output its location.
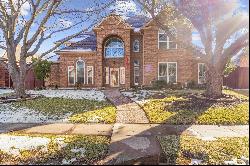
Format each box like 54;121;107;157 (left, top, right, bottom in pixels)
1;122;248;164
1;123;248;138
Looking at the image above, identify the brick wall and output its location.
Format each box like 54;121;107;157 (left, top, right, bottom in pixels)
142;20;205;86
56;52;98;88
130;32;143;87
0;63;9;88
94;14;132;88
45;62;60;87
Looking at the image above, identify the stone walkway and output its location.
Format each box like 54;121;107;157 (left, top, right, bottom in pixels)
104;89;149;124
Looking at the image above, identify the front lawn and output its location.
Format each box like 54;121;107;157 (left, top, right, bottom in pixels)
140;90;249;125
3;97;116;124
158;135;249;165
0;134;110;165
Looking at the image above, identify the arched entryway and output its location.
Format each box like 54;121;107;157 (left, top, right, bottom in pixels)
103;36;126;88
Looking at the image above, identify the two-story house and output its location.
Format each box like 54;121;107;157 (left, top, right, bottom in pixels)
47;14;206;88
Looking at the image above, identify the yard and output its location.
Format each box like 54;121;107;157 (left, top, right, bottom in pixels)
0;133;110;165
122;89;249;125
0;89;116;124
158;135;249;165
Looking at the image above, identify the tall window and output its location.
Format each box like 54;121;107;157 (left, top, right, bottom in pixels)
198;63;206;84
158;62;177;83
158;29;177;50
134;60;140;85
76;60;85;84
105;67;109;84
87;66;94;84
133;40;140;52
105;38;124;58
68;66;75;85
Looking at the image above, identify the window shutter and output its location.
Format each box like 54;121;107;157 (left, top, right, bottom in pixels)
120;67;125;84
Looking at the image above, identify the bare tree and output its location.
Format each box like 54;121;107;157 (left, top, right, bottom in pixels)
136;0;249;97
0;0;115;97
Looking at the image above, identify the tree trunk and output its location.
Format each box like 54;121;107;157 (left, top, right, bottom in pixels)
205;67;223;98
14;79;26;98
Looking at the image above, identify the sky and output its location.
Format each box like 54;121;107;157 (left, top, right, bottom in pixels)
0;0;249;60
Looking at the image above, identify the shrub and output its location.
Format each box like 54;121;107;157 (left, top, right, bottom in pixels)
152;80;183;90
75;82;82;90
152;80;167;89
187;80;206;89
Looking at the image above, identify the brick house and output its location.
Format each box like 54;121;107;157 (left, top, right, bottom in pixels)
48;14;206;88
0;57;11;88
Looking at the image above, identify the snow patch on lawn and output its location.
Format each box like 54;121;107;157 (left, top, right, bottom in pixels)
0;89;14;95
27;89;106;101
0;134;51;156
0;104;70;123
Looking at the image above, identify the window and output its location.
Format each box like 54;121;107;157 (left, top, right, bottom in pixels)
105;67;109;84
87;66;94;84
133;40;140;52
120;67;125;84
158;62;177;83
105;38;124;58
158;29;177;50
134;60;140;85
68;66;75;85
76;60;85;84
198;63;206;84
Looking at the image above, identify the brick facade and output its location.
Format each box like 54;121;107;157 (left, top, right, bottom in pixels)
49;14;206;89
0;62;10;88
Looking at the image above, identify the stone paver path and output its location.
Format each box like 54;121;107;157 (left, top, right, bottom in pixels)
104;89;149;124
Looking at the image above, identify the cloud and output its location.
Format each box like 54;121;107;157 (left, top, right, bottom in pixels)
20;1;31;16
58;19;73;28
110;0;138;18
1;0;30;16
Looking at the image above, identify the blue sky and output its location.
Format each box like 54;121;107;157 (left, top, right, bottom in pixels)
0;0;249;59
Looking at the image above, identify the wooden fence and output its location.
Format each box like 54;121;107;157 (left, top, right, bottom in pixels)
223;67;249;89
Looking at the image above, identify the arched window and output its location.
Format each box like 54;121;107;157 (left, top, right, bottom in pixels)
76;60;85;84
133;40;140;52
105;38;124;58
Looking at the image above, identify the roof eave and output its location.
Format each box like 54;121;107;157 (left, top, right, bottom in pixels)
55;50;96;54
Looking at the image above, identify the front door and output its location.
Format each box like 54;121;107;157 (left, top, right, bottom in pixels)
110;68;119;87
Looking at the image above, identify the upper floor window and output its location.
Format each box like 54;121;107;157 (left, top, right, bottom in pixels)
133;40;140;52
105;38;124;58
158;29;177;50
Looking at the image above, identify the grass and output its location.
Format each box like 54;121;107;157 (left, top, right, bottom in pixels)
13;97;116;124
142;90;249;125
158;135;249;165
0;134;110;165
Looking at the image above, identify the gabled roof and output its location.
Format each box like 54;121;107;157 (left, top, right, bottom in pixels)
125;15;151;32
55;14;151;54
56;32;97;53
93;13;133;30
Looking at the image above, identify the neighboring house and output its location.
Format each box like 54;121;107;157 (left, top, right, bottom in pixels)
0;57;11;88
47;14;206;88
224;54;249;89
0;45;43;89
